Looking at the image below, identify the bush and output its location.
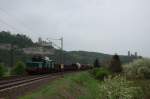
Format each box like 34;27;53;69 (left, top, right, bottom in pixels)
11;61;26;75
109;54;122;73
0;63;6;77
90;68;110;80
99;75;144;99
123;58;150;79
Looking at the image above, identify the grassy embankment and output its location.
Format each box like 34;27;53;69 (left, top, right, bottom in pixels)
20;71;150;99
20;72;100;99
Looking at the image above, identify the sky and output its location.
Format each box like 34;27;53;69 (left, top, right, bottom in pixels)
0;0;149;57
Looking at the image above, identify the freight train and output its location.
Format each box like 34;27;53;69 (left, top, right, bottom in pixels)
26;55;92;74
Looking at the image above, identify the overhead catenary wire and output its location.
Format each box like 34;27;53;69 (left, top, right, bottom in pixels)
0;7;36;37
0;7;63;43
0;18;22;33
47;37;63;64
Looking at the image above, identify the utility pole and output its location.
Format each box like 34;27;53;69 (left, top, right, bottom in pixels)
10;43;14;67
47;37;64;64
60;37;63;64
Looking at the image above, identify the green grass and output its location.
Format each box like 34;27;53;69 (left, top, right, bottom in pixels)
20;72;100;99
132;79;150;99
20;71;149;99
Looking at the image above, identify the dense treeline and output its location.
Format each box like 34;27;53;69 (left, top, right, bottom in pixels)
0;31;34;48
0;31;138;66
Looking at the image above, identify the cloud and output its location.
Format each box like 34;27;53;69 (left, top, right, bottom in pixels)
0;0;149;56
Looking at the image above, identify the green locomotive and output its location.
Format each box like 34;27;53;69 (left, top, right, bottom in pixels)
26;55;56;74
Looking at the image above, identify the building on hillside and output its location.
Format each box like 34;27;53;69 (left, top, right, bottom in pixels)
0;43;18;50
0;43;11;50
23;47;55;55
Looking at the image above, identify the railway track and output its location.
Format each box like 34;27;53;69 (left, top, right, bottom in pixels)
0;75;43;85
0;75;53;90
0;71;75;99
0;73;63;91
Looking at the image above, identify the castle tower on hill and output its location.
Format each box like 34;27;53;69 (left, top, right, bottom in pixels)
128;51;130;56
135;52;138;57
128;51;138;57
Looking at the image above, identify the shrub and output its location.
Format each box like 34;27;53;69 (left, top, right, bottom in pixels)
99;75;144;99
0;63;6;77
90;68;110;80
109;54;122;73
123;58;150;79
11;61;26;75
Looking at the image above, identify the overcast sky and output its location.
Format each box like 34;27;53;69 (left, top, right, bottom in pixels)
0;0;149;57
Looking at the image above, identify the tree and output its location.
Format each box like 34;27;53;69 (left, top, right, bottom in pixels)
0;31;34;48
94;58;101;68
11;61;26;75
109;54;122;73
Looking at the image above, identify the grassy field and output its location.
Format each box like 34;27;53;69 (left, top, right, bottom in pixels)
20;71;150;99
20;72;101;99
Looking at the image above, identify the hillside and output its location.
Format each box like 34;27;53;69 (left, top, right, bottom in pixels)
0;31;138;66
63;51;138;64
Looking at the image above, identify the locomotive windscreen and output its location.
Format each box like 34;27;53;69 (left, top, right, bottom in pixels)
32;55;44;62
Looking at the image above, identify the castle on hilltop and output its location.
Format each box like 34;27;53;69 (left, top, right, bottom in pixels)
128;51;138;57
